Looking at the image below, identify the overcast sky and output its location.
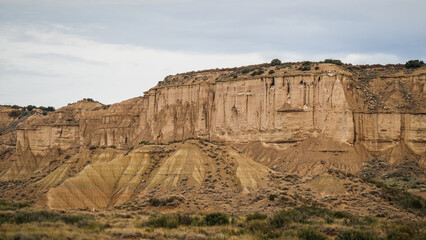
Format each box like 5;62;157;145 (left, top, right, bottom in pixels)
0;0;425;108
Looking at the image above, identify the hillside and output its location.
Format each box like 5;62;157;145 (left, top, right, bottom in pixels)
0;62;425;220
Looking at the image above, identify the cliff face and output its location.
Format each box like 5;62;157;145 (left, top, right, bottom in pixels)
142;72;354;144
0;63;425;213
134;64;425;175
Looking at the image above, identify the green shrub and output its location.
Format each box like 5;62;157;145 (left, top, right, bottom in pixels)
61;214;91;225
177;213;193;226
39;106;55;112
405;198;423;209
26;105;36;111
251;69;264;76
285;208;308;223
10;210;92;226
8;232;48;240
241;68;251;74
387;229;413;240
13;210;59;224
148;196;183;207
268;210;290;228
148;198;161;206
268;70;275;74
0;213;10;225
298;228;327;240
204;212;229;226
269;194;278;201
89;145;98;150
324;59;343;65
405;60;424;69
146;214;180;228
245;219;270;232
245;219;281;239
360;216;376;225
298;62;312;71
337;230;378;240
271;58;282;66
300;66;311;71
78;219;105;232
190;216;205;226
228;72;238;79
334;211;353;219
246;212;267;221
386;223;425;240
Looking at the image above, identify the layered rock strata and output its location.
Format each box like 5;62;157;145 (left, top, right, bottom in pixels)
0;63;424;213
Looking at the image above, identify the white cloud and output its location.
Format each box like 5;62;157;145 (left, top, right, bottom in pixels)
265;51;402;65
0;24;265;108
342;53;401;65
0;23;409;108
0;0;192;4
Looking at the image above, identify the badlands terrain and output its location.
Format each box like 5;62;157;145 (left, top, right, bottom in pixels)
0;61;425;239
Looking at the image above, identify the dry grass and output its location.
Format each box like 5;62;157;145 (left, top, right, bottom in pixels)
0;222;110;240
0;198;425;240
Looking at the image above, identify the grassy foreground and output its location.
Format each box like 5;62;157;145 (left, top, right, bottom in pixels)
0;199;425;240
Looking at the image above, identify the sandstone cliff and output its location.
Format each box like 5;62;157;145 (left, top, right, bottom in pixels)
0;62;424;216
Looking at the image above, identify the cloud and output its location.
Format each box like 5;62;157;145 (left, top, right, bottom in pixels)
0;0;192;4
0;20;420;108
0;24;265;108
1;0;424;59
342;53;401;65
261;51;402;65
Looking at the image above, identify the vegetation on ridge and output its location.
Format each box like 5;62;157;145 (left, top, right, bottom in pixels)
153;59;425;89
1;199;425;239
270;58;282;66
405;60;424;69
323;59;344;65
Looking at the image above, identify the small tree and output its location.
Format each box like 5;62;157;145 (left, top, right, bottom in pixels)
26;105;36;111
405;60;424;69
324;59;343;65
204;212;229;226
270;58;282;66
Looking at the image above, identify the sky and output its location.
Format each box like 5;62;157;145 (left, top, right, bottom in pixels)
0;0;425;108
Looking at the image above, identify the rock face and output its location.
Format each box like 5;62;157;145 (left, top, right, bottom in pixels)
0;63;425;215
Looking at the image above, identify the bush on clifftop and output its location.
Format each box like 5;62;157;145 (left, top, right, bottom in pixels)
405;60;424;69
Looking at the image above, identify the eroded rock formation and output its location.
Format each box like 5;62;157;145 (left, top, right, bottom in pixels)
0;63;424;216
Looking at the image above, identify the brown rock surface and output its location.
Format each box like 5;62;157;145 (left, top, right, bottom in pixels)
0;63;425;218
